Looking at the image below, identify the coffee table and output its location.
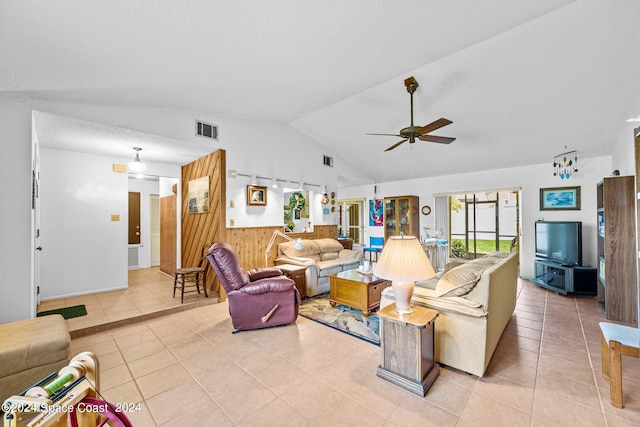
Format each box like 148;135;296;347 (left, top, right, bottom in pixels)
329;269;391;316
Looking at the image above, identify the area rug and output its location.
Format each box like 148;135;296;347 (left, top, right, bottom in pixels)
299;293;380;345
37;304;87;320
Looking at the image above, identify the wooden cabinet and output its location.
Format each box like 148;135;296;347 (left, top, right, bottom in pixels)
597;176;638;324
377;304;440;396
329;269;390;316
384;196;420;240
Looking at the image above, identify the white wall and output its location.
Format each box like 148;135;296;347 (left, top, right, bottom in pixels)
39;148;129;299
340;156;612;279
31;101;353;230
0;100;34;322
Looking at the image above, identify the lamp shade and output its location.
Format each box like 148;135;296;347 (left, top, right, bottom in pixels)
374;235;435;314
374;235;435;281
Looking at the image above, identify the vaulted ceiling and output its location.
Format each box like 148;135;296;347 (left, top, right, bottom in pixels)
2;1;639;185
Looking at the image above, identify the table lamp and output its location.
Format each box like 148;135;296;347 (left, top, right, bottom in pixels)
374;235;435;314
264;230;304;266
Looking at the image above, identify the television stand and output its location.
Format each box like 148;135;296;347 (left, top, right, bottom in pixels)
531;259;596;296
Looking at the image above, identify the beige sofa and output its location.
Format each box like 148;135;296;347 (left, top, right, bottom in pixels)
276;238;363;296
0;315;71;403
380;252;519;377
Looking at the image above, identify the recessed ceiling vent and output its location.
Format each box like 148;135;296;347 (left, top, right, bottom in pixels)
323;155;333;167
196;120;218;140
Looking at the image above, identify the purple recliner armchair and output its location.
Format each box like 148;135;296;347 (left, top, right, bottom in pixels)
207;242;301;332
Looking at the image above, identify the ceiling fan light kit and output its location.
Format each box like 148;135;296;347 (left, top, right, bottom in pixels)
367;76;455;152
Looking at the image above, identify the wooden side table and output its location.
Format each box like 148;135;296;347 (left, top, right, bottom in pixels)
338;238;354;250
276;264;307;299
376;303;439;396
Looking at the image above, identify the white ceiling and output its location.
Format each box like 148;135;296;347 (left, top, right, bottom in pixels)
2;1;640;185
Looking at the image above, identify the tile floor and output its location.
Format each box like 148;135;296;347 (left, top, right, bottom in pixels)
46;272;640;426
37;267;219;336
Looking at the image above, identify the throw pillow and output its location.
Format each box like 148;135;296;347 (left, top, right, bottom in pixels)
435;263;484;297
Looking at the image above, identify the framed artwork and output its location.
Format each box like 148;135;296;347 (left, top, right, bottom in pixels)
247;185;267;206
540;186;581;210
369;199;383;226
188;176;210;213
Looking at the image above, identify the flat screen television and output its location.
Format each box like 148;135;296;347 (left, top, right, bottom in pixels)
535;221;583;266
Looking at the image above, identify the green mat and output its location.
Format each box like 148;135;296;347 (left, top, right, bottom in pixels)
37;304;87;320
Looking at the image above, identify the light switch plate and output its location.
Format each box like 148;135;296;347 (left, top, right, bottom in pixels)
111;214;120;221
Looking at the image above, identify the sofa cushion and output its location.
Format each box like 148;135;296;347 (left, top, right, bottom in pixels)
315;238;345;253
338;249;362;263
317;260;344;277
484;251;510;259
435;262;485;297
321;251;339;261
415;277;439;290
280;240;321;262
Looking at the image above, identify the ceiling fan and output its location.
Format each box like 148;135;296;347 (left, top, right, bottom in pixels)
367;76;455;152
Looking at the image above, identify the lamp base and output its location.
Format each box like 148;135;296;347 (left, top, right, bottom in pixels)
395;305;413;315
392;280;415;315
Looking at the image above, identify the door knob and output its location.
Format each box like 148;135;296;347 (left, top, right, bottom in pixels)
136;232;140;236
36;246;43;251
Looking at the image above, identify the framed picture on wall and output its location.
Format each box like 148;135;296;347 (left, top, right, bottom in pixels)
188;176;210;213
247;185;267;206
539;186;581;210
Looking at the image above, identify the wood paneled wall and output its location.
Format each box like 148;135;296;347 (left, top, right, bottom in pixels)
181;150;226;294
226;224;338;269
178;149;338;298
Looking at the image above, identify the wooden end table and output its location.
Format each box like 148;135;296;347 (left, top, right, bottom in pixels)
276;264;307;299
329;269;390;316
376;303;439;396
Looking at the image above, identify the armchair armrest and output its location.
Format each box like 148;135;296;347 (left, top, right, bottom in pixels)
246;267;284;281
240;277;295;295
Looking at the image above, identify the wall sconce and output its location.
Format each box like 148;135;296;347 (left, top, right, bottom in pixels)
250;174;258;185
271;177;278;188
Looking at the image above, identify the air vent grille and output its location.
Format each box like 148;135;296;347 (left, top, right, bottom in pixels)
323;155;333;167
196;120;218;140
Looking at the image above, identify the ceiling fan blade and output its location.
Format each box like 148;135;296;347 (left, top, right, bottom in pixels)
419;135;456;144
367;133;403;137
417;118;453;135
384;139;407;152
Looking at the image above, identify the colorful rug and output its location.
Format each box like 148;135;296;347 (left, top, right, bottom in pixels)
37;304;87;320
299;293;380;345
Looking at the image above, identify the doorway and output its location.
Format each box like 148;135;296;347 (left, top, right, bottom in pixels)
449;190;519;259
338;198;365;245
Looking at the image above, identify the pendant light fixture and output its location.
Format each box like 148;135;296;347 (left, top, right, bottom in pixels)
128;147;146;173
